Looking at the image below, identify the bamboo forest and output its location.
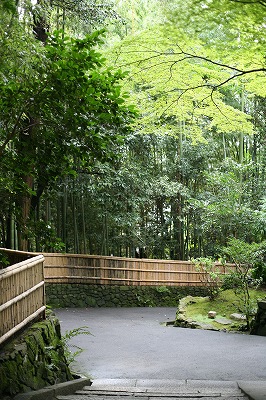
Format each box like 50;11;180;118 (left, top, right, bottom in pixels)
1;0;266;263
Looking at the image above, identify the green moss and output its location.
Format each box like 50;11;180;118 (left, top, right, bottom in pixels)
17;362;36;387
4;359;18;376
183;289;266;332
24;334;40;363
2;360;20;394
0;366;8;392
87;297;97;307
0;315;73;397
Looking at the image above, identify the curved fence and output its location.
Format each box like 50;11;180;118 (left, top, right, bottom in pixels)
43;253;233;286
0;249;235;346
0;249;45;346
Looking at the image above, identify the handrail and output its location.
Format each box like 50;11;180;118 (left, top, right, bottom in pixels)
0;250;45;347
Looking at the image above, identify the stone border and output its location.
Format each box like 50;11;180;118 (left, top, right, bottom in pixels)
0;313;73;397
174;296;220;330
13;377;92;400
174;295;239;331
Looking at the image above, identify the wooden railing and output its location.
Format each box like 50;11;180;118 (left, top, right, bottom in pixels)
43;253;233;286
0;249;45;346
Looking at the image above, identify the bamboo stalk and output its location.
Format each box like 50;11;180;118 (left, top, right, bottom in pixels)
44;275;202;284
45;265;203;273
0;306;46;346
0;255;44;278
0;281;45;312
0;251;45;346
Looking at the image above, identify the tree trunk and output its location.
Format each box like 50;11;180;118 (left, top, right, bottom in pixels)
17;174;34;251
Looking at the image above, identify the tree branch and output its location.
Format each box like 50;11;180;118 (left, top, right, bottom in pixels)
119;44;266;95
229;0;266;6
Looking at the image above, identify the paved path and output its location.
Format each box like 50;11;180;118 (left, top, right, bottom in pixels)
54;307;266;382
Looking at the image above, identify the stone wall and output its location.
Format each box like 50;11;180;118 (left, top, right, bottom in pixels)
0;313;73;398
45;284;208;308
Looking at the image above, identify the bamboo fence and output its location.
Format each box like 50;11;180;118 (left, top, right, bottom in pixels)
43;253;234;286
0;250;45;346
0;249;235;347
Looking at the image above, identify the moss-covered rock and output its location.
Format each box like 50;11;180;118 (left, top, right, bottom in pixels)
251;300;266;336
0;313;73;398
174;296;218;330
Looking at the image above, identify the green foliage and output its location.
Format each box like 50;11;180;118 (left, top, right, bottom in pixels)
191;257;220;300
0;10;136;249
223;238;263;267
108;25;254;143
0;0;16;13
165;0;266;79
0;251;10;269
35;120;266;259
93;4;266;260
198;160;266;250
221;272;243;291
156;286;170;294
107;0;167;42
222;238;264;329
1;0;266;257
59;326;91;368
252;241;266;283
184;288;266;332
29;220;65;252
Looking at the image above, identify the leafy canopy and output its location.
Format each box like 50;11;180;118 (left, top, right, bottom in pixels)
108;25;255;142
0;29;136;179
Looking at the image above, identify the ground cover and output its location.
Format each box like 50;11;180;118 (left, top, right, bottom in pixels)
177;288;266;332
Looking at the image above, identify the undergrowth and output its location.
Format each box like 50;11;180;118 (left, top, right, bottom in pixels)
185;289;266;332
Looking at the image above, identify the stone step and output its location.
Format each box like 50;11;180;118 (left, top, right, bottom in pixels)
55;379;248;400
56;394;246;400
75;387;245;396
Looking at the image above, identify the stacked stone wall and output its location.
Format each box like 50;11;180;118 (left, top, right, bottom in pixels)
45;284;208;308
0;313;73;398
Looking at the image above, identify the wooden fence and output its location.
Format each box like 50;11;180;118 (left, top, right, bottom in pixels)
0;249;234;346
0;249;45;346
43;253;234;286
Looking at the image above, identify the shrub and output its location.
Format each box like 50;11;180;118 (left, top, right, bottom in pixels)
191;257;220;300
222;238;263;330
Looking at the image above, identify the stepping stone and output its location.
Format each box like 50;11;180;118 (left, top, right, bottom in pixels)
230;313;246;321
215;317;232;325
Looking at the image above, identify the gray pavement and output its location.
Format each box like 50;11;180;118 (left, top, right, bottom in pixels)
15;307;266;400
54;307;266;382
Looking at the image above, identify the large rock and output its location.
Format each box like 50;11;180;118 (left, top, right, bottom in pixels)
230;313;246;321
250;300;266;336
208;311;217;319
0;313;73;397
215;317;232;325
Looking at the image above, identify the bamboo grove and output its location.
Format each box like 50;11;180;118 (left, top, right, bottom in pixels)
1;0;266;261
